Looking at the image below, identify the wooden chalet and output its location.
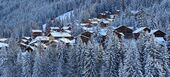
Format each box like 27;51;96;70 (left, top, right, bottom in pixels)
48;31;72;40
34;36;50;44
149;30;166;39
133;27;150;39
100;21;109;28
114;26;133;39
114;31;124;39
32;30;43;38
80;32;93;44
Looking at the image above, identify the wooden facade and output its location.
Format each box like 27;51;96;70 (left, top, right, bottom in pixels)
80;32;93;44
100;22;108;28
32;30;43;38
153;30;166;37
115;26;133;39
133;27;150;39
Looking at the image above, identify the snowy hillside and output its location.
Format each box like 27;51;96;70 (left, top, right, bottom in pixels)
0;0;170;77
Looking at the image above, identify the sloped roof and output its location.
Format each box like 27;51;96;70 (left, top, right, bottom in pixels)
115;25;133;30
23;37;31;40
63;26;70;30
21;39;28;43
133;27;147;33
32;30;42;33
82;27;95;33
35;36;49;41
64;30;71;33
50;27;60;30
80;23;90;26
149;30;165;35
59;38;75;44
50;32;72;37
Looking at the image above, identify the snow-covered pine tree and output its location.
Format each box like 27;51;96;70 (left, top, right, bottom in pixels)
144;35;166;77
32;43;50;77
21;51;33;77
82;42;97;77
102;29;121;77
136;32;150;74
122;39;143;77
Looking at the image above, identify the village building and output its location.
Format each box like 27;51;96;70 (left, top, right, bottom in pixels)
32;30;43;38
49;27;60;32
133;27;150;39
114;26;133;39
149;30;166;38
80;32;93;44
48;31;72;40
149;30;166;46
34;36;50;44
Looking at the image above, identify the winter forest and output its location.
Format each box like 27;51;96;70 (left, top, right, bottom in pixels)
0;0;170;77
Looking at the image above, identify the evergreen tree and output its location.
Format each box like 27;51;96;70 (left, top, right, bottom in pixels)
82;42;97;77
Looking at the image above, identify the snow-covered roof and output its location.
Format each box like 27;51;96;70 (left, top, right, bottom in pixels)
91;21;99;24
116;25;133;30
80;23;90;26
63;26;70;30
0;43;9;48
29;39;37;45
100;13;106;15
99;28;108;36
21;39;28;43
0;38;8;42
20;42;27;46
82;27;95;33
105;11;111;14
35;36;49;41
107;18;114;22
50;32;72;37
52;40;59;43
24;37;31;40
32;30;42;33
64;30;71;33
149;30;159;34
34;43;47;48
59;38;75;44
50;27;60;30
154;37;166;45
102;20;110;24
133;27;147;33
